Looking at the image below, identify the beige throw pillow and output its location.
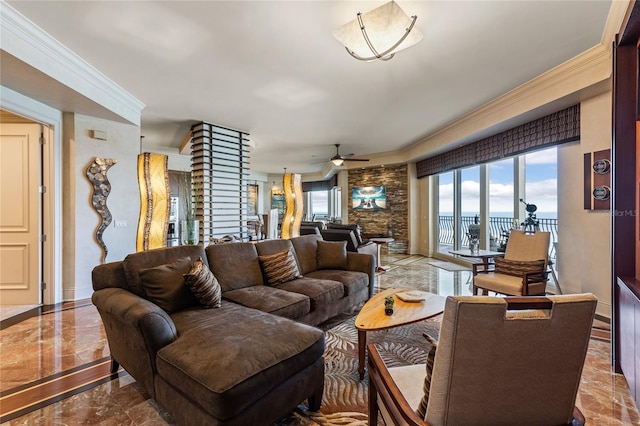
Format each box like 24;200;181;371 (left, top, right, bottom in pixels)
138;257;198;313
258;248;302;285
184;257;222;308
317;240;348;270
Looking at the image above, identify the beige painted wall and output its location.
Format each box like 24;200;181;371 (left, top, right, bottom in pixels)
63;113;140;301
558;92;612;317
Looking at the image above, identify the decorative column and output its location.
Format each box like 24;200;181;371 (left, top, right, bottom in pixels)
190;122;250;243
136;152;170;251
281;173;303;239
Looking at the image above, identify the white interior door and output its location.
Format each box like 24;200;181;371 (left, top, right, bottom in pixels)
0;123;41;305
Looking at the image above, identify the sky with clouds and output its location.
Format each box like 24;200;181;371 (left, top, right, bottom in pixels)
439;147;557;216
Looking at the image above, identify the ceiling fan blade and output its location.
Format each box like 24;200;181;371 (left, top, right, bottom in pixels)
344;158;370;162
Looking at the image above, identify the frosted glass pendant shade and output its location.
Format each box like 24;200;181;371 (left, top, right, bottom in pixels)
332;1;423;61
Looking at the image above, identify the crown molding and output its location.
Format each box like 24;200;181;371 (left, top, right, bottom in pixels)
404;41;612;162
603;0;634;45
0;2;144;125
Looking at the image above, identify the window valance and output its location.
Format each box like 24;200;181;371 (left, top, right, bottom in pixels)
416;104;580;178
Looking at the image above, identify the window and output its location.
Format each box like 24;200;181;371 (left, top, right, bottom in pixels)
460;166;480;248
305;187;341;221
310;191;328;216
435;146;558;256
524;148;557;217
437;172;454;252
489;158;514;248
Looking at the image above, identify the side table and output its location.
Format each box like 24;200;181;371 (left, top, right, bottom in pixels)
448;249;504;269
370;237;394;272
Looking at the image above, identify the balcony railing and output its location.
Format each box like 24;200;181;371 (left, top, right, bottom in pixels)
438;215;558;253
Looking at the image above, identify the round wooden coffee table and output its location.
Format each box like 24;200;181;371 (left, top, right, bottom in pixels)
354;288;446;379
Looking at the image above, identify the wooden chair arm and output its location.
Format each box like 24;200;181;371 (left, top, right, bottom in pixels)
472;262;494;276
368;343;430;426
520;270;549;295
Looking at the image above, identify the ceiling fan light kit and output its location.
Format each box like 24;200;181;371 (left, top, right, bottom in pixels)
332;1;423;62
329;144;370;167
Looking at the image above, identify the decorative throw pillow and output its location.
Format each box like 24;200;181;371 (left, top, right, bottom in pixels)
317;240;348;270
138;257;198;313
416;333;438;419
258;248;302;285
184;257;222;308
493;257;546;277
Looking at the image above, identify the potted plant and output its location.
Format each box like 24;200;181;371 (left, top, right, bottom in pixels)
384;296;394;316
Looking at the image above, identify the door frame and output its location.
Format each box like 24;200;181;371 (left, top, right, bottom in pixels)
2;86;62;305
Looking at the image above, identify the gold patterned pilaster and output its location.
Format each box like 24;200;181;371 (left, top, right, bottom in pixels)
281;173;303;239
136;153;170;251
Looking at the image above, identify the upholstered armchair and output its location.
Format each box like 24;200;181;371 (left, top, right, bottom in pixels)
368;294;597;426
473;230;550;296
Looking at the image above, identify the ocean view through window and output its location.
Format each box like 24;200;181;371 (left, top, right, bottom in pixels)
436;146;557;256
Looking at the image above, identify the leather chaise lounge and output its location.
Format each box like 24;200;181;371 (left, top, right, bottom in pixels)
91;234;374;425
320;223;378;258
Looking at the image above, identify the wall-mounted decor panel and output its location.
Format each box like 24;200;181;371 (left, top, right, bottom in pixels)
248;184;258;215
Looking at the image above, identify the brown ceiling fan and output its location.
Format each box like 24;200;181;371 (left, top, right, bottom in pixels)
329;144;370;166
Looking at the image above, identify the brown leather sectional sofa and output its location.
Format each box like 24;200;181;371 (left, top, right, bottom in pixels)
91;234;375;425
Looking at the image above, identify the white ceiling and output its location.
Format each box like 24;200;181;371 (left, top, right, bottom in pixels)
5;1;613;175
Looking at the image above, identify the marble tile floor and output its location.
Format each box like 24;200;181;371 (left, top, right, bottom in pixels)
0;305;40;323
0;253;638;425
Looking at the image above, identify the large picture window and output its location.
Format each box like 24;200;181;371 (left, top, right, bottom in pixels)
436;146;558;256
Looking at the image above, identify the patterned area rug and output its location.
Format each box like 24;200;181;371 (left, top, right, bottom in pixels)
291;315;441;425
283;313;619;426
